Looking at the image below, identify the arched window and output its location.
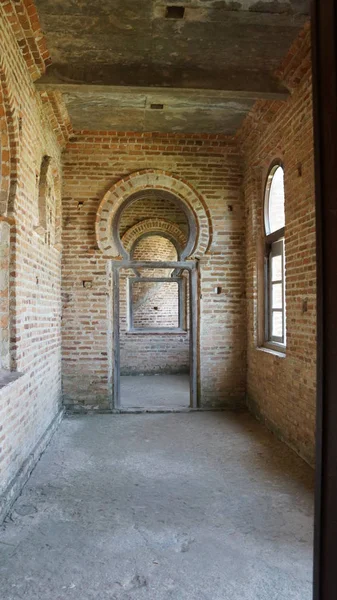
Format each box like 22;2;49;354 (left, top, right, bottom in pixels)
264;163;286;347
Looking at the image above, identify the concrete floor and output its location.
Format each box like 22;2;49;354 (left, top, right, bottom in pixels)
121;374;190;409
0;413;314;600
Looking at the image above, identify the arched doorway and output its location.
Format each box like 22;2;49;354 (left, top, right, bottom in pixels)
96;170;211;410
119;233;191;409
112;196;197;410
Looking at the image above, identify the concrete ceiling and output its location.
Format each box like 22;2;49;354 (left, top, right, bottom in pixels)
35;0;310;133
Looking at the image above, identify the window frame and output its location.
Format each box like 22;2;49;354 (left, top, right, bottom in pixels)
263;161;286;350
127;276;186;334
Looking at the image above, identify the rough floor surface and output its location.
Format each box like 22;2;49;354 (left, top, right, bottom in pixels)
0;413;314;600
121;374;190;408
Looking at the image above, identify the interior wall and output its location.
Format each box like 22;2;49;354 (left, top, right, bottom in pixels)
0;6;63;518
120;235;190;375
131;281;180;329
238;24;316;465
119;277;190;376
120;198;189;237
62;133;245;409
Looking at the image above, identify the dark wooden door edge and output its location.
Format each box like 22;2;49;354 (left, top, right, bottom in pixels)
311;1;337;598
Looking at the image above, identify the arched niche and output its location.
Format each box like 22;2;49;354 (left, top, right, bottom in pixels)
0;59;19;217
34;155;62;251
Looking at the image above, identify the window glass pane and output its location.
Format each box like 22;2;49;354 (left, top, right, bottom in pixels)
271;255;282;282
268;166;285;233
272;283;283;309
272;311;283;338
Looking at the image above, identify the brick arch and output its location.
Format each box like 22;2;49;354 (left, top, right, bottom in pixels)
95;169;211;258
121;219;187;256
0;57;19;217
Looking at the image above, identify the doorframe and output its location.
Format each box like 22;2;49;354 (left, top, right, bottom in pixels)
110;260;198;410
311;0;337;598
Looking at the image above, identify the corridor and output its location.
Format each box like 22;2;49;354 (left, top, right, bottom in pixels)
120;374;190;409
0;413;313;600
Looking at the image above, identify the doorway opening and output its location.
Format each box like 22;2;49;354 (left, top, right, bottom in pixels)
112;256;197;411
104;184;204;412
120;253;190;409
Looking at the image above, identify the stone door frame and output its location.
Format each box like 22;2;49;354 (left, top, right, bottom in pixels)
110;260;198;410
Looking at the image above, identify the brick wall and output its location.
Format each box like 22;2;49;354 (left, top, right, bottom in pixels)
132;234;178;267
0;222;10;369
131;281;180;329
119;272;190;376
119;235;190;376
0;3;64;509
237;24;316;464
62;133;245;408
120;198;189;238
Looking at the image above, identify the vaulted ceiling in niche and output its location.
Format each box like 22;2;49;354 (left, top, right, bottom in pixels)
35;0;310;133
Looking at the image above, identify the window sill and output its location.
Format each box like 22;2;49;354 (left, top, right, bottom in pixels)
0;369;24;391
256;345;286;359
126;328;188;335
